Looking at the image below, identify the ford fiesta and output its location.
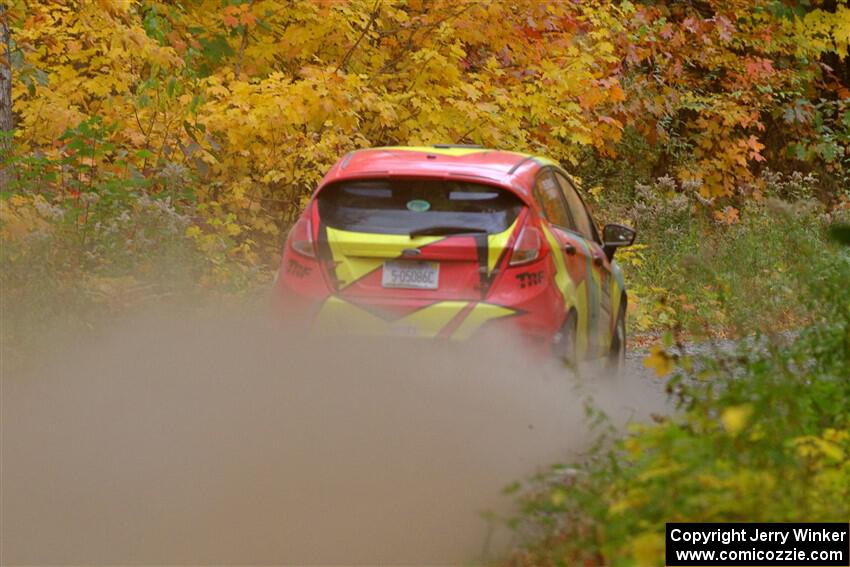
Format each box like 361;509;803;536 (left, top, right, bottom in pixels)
274;146;636;366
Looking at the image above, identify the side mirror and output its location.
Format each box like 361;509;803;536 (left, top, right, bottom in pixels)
602;224;636;260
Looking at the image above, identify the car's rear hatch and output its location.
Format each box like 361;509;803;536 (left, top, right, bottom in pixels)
315;178;526;300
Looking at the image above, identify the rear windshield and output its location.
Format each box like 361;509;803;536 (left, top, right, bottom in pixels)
317;179;524;235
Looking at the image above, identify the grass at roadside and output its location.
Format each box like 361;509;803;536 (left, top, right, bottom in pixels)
599;171;850;341
0;191;270;364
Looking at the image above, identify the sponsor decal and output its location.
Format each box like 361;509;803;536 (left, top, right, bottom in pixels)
286;258;312;278
406;199;431;212
516;270;545;289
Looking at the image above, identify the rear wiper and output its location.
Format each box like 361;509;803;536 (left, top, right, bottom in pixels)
409;226;488;237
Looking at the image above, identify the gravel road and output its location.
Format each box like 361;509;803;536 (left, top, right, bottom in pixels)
2;313;676;565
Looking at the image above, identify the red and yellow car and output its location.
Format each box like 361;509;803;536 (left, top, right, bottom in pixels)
274;146;636;365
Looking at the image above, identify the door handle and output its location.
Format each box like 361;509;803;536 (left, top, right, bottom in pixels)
564;244;576;255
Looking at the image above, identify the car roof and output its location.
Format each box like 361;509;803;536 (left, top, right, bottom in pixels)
316;146;561;202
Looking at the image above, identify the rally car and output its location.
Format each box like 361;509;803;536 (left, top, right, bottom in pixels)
274;146;636;366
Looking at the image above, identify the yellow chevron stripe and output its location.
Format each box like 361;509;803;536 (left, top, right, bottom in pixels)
451;303;516;340
311;296;388;335
311;297;515;341
575;280;589;358
541;225;591;358
382;146;492;157
400;301;469;337
540;225;575;306
326;226;441;288
487;218;518;274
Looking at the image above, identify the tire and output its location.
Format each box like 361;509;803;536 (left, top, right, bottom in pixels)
554;310;578;369
607;302;626;373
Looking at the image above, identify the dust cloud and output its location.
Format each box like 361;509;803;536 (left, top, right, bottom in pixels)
1;305;670;565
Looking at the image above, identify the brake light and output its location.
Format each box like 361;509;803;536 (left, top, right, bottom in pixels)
289;215;315;258
509;224;542;266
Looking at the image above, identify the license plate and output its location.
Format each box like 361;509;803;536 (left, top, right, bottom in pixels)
382;260;439;290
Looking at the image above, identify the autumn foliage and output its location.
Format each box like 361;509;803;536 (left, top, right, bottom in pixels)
2;0;849;257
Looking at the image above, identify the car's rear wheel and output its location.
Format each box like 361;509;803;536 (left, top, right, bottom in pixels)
554;310;578;369
607;302;626;373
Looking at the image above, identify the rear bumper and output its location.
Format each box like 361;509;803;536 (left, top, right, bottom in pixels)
274;271;565;349
309;296;519;340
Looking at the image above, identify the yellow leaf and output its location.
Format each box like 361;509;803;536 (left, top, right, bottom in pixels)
549;487;566;507
623;437;642;458
643;345;674;377
721;404;753;435
629;531;665;566
823;428;850;444
816;439;845;461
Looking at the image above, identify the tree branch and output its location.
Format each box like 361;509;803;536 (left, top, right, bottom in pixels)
234;0;256;79
335;0;381;74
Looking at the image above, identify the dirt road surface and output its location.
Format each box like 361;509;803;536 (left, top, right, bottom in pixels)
2;311;671;565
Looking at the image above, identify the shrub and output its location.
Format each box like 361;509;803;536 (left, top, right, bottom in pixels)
616;170;837;337
508;219;850;566
0;120;268;354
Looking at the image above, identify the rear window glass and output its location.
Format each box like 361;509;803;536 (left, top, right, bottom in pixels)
317;179;524;235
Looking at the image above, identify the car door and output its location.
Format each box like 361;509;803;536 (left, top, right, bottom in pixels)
553;171;613;356
532;169;594;358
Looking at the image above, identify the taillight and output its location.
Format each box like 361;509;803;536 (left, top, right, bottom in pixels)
509;224;542;266
289;215;315;258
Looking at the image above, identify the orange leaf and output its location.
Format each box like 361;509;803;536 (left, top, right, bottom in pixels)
240;10;256;27
745;135;764;153
713;206;739;225
222;6;240;28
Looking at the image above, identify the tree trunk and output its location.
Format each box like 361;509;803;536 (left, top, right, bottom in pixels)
0;4;11;132
0;2;15;191
0;3;13;190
